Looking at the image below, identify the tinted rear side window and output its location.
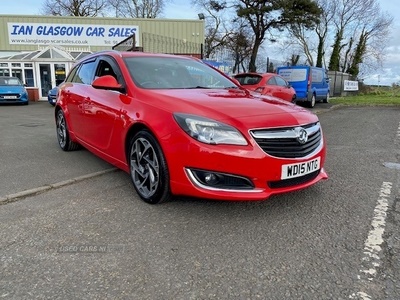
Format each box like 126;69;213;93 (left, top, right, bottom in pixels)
311;69;323;83
267;77;277;85
278;68;307;82
275;76;288;87
234;75;262;85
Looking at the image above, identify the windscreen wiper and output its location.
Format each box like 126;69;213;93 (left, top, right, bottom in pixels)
184;86;212;89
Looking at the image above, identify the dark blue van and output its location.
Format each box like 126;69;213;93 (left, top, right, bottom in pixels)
277;66;330;108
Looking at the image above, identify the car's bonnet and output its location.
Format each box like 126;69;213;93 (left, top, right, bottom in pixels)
0;86;25;93
146;89;318;127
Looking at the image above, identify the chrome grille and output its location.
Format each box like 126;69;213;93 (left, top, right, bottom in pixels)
250;122;322;158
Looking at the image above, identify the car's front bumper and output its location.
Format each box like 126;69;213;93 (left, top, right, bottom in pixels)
48;95;57;105
162;131;328;201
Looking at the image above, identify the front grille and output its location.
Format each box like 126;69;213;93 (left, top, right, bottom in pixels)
250;122;322;158
268;170;320;189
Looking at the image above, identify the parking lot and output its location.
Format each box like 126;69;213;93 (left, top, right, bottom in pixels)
1;101;399;299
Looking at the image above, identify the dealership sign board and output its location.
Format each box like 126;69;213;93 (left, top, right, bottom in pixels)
8;23;139;47
343;80;359;91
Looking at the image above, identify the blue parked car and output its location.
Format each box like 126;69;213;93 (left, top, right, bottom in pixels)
48;86;59;106
0;76;29;105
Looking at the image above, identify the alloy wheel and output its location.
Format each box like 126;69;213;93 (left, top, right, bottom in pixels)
130;137;160;198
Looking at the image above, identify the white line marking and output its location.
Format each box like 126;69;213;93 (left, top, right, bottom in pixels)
397;121;400;139
349;181;392;299
349;291;373;300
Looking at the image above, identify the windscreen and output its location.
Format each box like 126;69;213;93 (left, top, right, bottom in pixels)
124;56;237;89
0;77;23;86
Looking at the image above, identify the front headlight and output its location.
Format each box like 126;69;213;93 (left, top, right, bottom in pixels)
174;113;247;145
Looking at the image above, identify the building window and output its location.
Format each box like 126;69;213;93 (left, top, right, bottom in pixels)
24;63;33;68
11;63;21;67
11;69;23;81
24;69;35;87
0;68;10;76
0;63;8;67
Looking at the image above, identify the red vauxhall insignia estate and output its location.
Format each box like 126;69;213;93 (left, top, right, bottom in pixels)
55;51;328;204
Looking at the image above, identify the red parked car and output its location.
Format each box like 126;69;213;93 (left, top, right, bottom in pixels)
233;72;296;102
55;51;327;204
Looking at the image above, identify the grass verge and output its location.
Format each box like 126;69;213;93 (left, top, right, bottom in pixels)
330;89;400;106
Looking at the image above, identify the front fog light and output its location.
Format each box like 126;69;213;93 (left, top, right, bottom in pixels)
204;173;219;185
187;169;254;190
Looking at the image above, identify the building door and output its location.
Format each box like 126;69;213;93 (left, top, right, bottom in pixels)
38;63;67;99
39;64;52;99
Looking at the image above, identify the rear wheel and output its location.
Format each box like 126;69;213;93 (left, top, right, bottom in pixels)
323;92;330;103
56;109;80;151
308;94;316;108
129;130;171;204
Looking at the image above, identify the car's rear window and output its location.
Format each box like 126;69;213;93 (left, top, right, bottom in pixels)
234;75;262;85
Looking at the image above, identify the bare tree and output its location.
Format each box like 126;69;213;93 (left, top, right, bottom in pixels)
327;0;378;71
190;0;234;59
225;20;253;73
286;22;315;66
314;0;336;67
281;0;335;68
108;0;168;18
346;11;393;77
282;0;392;79
327;0;393;77
235;0;322;72
42;0;108;16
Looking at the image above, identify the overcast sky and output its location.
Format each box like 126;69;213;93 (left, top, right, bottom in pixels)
1;0;399;85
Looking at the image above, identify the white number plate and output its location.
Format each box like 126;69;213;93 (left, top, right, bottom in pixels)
4;95;18;99
281;157;320;180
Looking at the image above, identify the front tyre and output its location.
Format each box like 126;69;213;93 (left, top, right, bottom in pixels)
56;109;80;151
129;130;171;204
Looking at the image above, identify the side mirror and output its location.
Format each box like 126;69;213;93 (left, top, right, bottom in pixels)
92;75;124;92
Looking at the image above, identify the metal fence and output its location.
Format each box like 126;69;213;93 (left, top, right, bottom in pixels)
327;71;358;97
